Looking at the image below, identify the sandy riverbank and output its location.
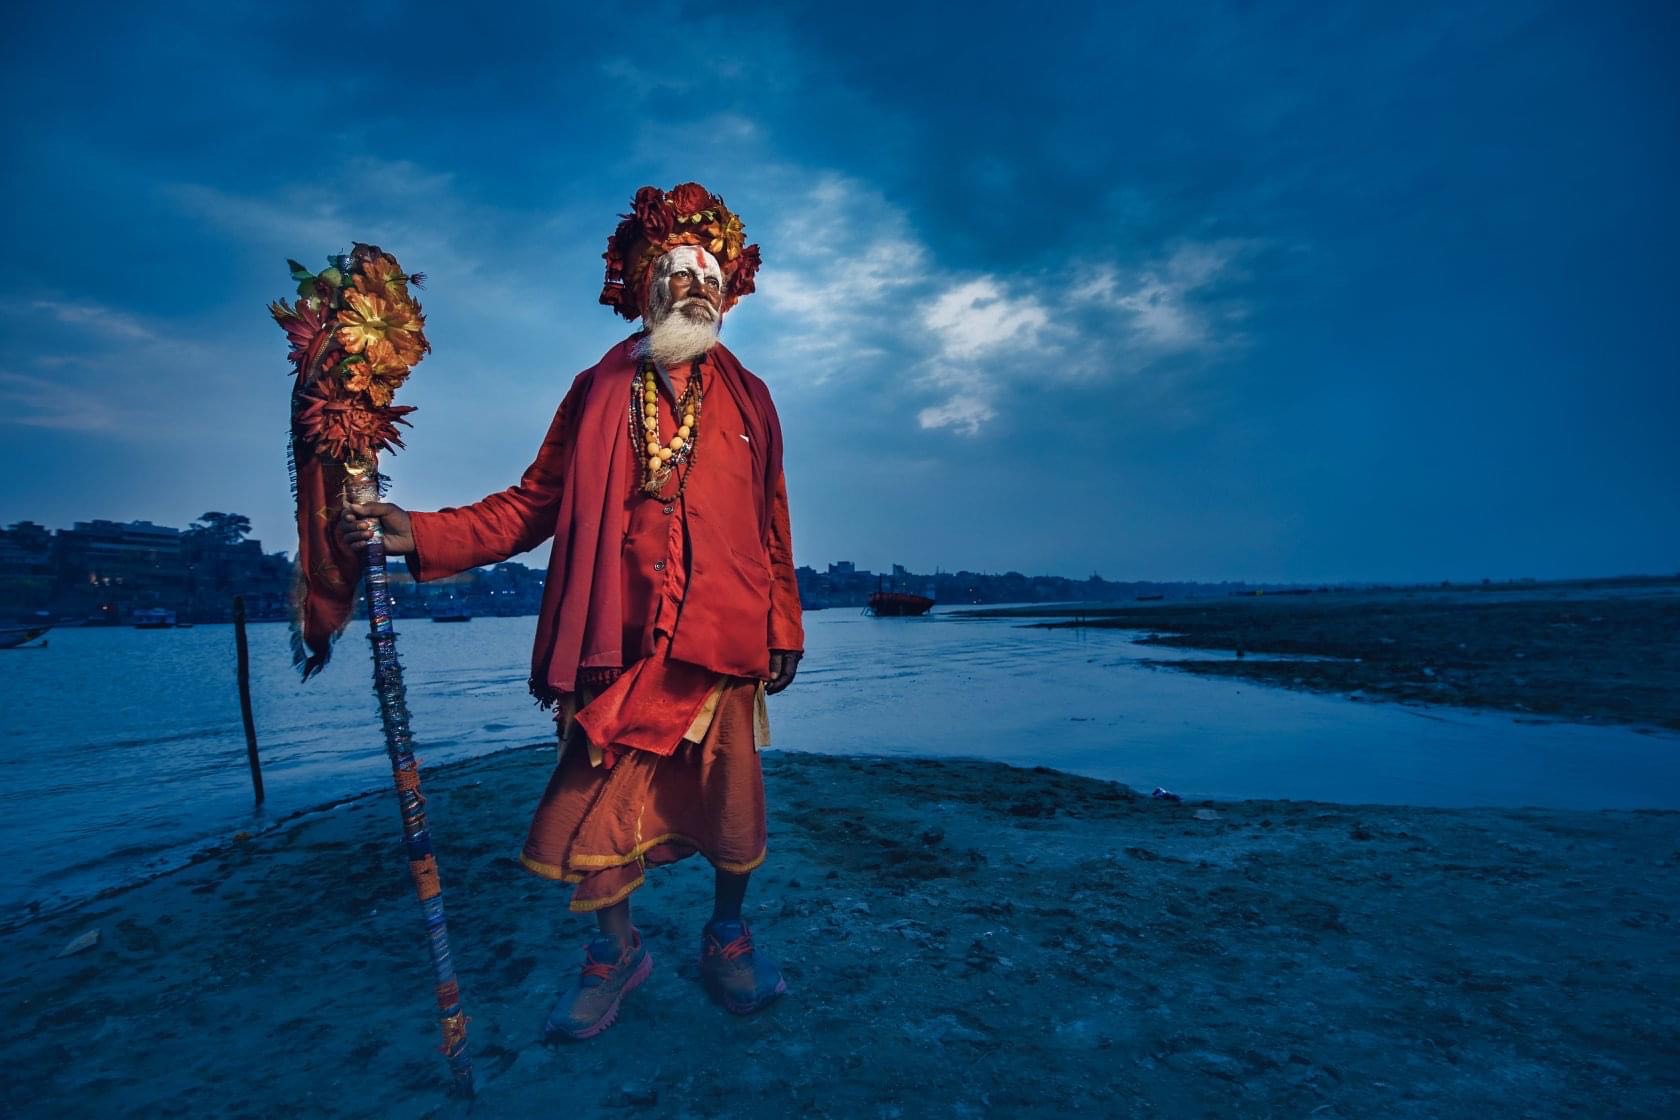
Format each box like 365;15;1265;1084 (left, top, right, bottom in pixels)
10;745;1678;1118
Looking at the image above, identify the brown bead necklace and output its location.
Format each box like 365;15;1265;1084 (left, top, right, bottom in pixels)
632;357;703;497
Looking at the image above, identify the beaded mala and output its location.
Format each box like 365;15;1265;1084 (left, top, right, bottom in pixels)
632;357;703;497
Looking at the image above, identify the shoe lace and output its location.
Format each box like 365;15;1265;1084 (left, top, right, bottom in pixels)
581;957;618;981
712;930;754;961
581;935;632;981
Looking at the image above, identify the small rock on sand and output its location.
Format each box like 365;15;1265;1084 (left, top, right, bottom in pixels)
1194;808;1222;821
619;1082;658;1106
56;929;100;958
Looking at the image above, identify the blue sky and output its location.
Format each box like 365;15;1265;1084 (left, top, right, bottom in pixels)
1;1;1674;583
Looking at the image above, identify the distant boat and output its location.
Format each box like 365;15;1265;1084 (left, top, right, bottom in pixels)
0;623;53;649
132;607;178;629
430;601;472;623
866;576;935;618
1135;593;1164;601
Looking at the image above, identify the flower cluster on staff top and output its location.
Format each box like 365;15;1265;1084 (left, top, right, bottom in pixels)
599;181;761;322
270;243;430;463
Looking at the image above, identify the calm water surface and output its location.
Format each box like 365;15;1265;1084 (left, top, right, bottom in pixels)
3;607;1676;923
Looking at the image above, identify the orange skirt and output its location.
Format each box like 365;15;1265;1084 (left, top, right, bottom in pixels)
518;675;768;911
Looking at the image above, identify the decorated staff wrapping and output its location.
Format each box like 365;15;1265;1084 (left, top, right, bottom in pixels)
271;244;474;1094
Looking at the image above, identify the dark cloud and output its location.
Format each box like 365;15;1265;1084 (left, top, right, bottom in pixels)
0;1;1674;580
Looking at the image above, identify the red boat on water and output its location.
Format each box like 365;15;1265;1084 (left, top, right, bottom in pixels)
865;576;935;617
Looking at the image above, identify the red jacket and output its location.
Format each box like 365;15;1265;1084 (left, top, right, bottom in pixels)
405;336;803;708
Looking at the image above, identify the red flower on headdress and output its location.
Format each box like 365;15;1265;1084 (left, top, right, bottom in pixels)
669;182;711;217
633;186;674;243
730;243;762;301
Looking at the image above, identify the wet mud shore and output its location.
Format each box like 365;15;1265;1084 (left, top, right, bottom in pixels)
962;576;1680;731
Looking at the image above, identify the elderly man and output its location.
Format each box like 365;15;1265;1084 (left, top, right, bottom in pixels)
339;183;803;1039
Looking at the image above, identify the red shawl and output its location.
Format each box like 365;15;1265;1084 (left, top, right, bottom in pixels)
405;334;787;710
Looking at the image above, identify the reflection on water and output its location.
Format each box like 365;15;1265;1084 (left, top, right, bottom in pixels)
2;607;1676;922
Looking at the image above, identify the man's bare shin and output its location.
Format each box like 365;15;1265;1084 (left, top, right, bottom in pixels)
712;868;749;923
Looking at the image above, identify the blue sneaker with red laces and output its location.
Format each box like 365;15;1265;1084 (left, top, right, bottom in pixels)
699;917;787;1015
543;926;652;1041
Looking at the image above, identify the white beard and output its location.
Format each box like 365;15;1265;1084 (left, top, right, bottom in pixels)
640;299;721;366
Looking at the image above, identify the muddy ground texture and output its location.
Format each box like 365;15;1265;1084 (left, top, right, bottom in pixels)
9;748;1678;1118
963;576;1680;731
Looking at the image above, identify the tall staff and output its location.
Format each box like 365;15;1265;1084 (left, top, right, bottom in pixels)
272;245;474;1094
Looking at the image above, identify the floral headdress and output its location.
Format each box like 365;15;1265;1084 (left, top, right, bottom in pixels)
599;182;760;321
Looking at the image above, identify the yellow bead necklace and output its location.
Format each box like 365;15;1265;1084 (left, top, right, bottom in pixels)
634;359;703;496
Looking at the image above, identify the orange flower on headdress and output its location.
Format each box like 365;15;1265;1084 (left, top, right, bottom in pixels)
708;212;745;260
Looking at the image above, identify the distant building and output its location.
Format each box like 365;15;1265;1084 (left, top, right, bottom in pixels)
54;519;190;619
0;520;54;611
1;516;291;622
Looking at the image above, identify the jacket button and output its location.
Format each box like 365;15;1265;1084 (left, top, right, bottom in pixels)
653;559;666;572
662;503;674;515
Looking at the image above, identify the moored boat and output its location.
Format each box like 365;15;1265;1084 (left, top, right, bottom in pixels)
132;607;178;629
430;600;472;622
865;576;935;617
0;623;53;649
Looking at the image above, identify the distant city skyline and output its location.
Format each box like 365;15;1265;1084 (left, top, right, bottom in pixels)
3;4;1675;585
8;509;1673;593
10;512;1366;628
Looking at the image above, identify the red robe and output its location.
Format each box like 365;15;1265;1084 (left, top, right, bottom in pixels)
403;335;802;758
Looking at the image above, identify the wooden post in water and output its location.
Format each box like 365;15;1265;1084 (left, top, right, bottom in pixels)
233;595;264;806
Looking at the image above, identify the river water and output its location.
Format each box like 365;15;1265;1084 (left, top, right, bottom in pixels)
3;607;1676;925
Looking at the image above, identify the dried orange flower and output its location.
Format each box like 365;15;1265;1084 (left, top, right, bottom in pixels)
352;252;416;301
336;290;424;361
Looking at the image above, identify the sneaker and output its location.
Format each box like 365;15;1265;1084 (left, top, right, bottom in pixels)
698;917;787;1015
543;926;653;1041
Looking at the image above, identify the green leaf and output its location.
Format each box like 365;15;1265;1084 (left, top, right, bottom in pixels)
287;259;316;282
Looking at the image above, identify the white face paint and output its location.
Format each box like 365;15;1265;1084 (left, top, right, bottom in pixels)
641;246;726;365
647;245;725;321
